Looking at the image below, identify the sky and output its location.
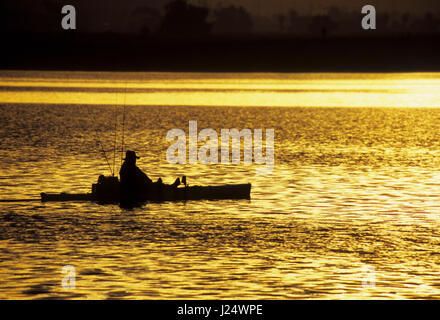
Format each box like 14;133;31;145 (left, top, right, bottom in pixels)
6;0;440;15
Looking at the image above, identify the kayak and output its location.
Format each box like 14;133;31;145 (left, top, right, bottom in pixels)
41;175;251;203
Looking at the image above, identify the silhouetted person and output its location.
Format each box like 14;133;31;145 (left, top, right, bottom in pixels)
119;150;180;206
119;151;150;206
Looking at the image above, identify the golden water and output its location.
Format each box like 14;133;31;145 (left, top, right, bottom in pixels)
1;71;440;299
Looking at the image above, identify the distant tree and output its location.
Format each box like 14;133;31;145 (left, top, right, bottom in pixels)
159;0;211;36
212;5;253;35
401;12;411;29
42;1;60;29
423;12;439;33
309;15;337;38
378;12;390;31
410;12;440;35
130;6;162;35
289;10;298;20
287;10;298;34
5;0;61;33
327;6;345;36
275;14;285;32
328;6;342;21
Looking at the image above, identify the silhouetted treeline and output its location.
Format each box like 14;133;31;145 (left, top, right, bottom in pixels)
158;0;211;36
2;0;440;37
272;6;440;37
137;1;255;36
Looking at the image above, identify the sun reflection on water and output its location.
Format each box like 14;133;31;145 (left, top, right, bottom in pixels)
1;71;440;107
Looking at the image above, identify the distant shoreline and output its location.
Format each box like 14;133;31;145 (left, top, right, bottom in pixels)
4;34;440;72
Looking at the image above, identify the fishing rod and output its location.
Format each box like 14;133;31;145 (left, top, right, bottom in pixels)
112;92;119;177
96;128;114;176
120;83;127;166
88;106;114;177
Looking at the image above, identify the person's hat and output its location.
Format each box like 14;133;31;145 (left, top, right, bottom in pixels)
124;150;140;160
